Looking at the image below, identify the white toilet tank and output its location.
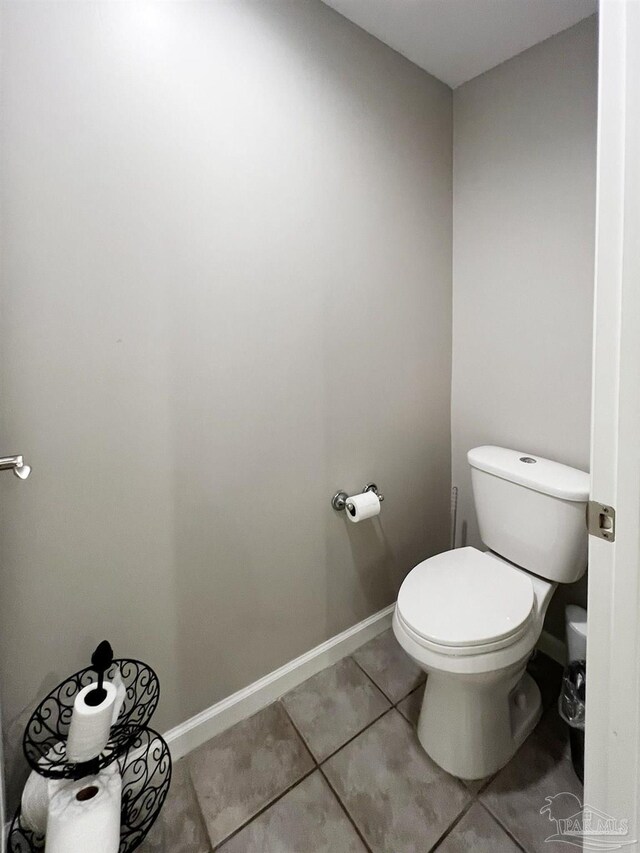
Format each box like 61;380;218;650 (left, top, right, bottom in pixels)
468;446;590;583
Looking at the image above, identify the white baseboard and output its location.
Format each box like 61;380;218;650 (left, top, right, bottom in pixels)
537;629;567;667
165;611;566;762
164;604;395;761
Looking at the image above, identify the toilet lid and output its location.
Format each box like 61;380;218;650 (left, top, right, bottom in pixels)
397;547;535;648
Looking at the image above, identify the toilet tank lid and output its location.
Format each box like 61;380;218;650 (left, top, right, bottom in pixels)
467;446;590;502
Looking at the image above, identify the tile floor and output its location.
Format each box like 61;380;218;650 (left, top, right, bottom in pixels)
141;630;581;853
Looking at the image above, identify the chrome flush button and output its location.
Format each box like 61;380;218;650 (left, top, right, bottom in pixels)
519;456;537;463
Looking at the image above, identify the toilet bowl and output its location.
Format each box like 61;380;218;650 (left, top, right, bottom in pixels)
394;446;589;779
393;547;555;779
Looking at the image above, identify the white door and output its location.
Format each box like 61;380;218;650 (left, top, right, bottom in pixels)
584;0;640;842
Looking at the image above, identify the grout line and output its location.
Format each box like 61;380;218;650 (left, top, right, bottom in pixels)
210;765;317;851
393;679;426;711
462;771;497;798
349;651;427;713
348;654;396;705
475;801;528;852
319;707;394;766
425;798;476;852
278;699;320;767
318;765;374;853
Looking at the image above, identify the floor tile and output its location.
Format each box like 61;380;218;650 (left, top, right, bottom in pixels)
434;803;523;852
218;771;368;853
352;628;425;703
396;683;424;727
137;759;211;853
480;707;582;853
323;709;471;853
534;704;574;761
188;702;314;848
526;651;564;711
281;657;390;762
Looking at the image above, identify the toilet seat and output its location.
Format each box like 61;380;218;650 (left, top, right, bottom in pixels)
396;547;535;655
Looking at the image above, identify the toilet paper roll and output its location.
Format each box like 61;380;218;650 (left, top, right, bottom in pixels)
21;772;50;835
21;746;67;834
345;491;380;523
66;682;118;763
45;764;121;853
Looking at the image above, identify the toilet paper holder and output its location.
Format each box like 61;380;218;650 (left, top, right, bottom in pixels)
332;483;384;512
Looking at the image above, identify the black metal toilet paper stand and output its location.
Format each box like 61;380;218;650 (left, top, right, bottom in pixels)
8;645;172;853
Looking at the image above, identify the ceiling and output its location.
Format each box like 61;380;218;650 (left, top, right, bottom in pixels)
320;0;597;88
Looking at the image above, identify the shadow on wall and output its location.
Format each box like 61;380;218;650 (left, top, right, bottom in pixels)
338;517;396;616
346;519;396;602
459;519;468;549
2;672;61;818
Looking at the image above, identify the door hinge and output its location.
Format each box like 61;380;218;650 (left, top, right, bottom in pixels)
587;500;616;542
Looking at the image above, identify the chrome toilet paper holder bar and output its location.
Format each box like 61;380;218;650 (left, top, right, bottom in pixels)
331;483;384;512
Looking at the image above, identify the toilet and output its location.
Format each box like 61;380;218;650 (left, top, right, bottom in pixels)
393;446;589;780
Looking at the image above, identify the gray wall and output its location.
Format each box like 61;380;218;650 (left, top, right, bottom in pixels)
451;17;597;638
0;1;452;799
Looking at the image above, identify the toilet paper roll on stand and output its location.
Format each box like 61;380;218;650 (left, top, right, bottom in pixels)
22;670;126;832
21;772;52;836
66;681;119;763
21;742;75;834
345;491;381;523
45;764;122;853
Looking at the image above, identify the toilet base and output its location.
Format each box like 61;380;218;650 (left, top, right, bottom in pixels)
417;667;542;780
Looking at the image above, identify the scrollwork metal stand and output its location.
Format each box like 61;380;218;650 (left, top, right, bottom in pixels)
9;647;172;852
